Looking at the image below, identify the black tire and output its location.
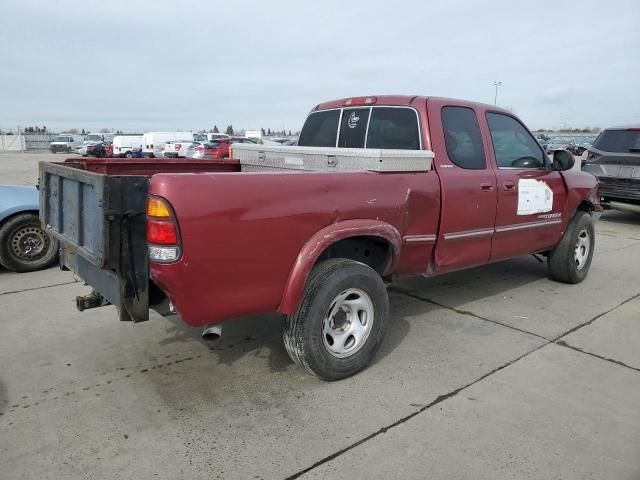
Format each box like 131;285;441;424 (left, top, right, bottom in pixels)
283;258;388;381
547;211;594;284
125;152;133;158
0;213;59;273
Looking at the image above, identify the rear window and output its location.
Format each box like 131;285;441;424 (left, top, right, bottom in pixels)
298;106;421;150
206;141;221;147
592;129;640;153
298;110;340;147
365;107;420;150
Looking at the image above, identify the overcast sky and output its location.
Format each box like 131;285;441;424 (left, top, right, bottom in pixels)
1;0;639;133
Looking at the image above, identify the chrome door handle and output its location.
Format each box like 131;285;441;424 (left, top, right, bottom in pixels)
480;183;494;191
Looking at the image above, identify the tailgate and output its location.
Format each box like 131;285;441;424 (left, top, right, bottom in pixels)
39;161;150;322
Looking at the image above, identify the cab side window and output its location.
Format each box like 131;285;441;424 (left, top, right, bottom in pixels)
486;113;545;169
441;106;486;169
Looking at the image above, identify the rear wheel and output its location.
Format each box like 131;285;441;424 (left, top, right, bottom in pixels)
0;213;59;273
547;212;594;284
283;259;388;380
125;152;133;158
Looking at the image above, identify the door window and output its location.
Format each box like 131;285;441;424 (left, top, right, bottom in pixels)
487;113;545;169
441;107;486;169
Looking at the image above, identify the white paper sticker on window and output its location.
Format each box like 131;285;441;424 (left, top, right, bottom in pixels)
517;179;553;215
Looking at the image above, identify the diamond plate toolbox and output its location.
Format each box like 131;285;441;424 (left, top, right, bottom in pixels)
232;144;434;173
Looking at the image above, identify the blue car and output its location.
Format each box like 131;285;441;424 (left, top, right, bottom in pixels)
0;185;59;272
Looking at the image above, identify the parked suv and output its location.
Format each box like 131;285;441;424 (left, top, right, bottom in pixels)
582;127;640;213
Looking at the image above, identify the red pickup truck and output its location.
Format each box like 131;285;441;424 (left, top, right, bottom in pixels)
40;95;601;381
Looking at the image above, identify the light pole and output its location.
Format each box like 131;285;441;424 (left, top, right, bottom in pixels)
493;81;502;105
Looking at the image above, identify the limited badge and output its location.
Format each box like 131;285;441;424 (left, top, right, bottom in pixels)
347;112;360;129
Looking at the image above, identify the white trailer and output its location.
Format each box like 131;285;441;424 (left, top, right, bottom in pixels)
112;135;143;157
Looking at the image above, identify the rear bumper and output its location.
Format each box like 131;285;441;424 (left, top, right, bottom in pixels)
597;177;640;204
163;152;179;158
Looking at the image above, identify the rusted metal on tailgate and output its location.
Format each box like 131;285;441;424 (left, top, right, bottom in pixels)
39;161;149;322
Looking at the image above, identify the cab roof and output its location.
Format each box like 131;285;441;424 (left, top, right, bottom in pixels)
313;95;511;114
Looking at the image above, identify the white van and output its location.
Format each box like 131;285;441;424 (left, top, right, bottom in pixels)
112;135;143;157
49;135;84;153
142;132;202;157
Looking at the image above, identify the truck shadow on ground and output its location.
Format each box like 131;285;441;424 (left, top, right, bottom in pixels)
157;307;411;375
396;255;551;310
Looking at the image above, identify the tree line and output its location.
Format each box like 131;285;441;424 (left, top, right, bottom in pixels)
207;125;296;136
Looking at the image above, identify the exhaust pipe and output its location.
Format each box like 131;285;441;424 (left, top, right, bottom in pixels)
201;324;223;343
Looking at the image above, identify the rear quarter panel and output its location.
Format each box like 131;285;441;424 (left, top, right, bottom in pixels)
149;170;440;326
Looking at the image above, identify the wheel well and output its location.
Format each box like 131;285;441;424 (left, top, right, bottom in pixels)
315;236;393;276
577;200;592;214
0;210;39;228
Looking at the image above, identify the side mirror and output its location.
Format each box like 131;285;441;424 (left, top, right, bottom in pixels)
552;149;575;171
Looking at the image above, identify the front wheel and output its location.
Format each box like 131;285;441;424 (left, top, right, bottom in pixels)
547;211;594;284
0;213;59;273
283;259;388;381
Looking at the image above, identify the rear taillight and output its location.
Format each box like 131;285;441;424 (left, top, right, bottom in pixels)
175;143;181;150
147;196;181;262
150;143;154;149
147;221;177;244
196;146;204;151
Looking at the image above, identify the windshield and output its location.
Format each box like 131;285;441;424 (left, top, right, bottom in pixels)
54;136;71;142
86;134;102;141
592;129;640;153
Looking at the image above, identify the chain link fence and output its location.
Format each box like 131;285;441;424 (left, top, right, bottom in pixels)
0;132;58;151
